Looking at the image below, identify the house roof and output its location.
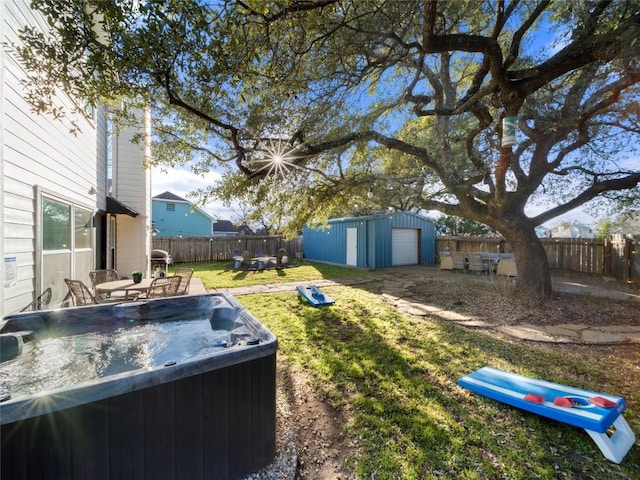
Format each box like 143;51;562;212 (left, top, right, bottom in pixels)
153;191;188;202
213;220;237;232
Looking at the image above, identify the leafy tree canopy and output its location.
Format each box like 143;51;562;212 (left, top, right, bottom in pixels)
437;215;493;237
596;211;640;237
15;0;640;299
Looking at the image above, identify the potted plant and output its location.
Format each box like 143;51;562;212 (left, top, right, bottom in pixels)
131;271;144;284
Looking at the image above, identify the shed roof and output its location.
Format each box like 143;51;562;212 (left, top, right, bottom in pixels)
324;211;435;224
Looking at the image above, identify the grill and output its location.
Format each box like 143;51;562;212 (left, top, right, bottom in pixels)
150;249;173;270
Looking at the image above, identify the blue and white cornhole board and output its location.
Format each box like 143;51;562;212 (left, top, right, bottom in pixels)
459;366;635;463
296;285;335;307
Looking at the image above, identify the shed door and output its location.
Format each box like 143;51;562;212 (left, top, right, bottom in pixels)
346;228;358;266
392;228;419;266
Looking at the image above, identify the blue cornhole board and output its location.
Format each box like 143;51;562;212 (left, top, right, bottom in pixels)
459;366;635;463
296;285;334;307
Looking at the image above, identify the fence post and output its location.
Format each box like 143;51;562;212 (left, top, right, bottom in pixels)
604;238;612;277
624;239;632;284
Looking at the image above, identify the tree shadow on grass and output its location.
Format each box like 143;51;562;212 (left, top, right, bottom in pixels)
270;287;639;479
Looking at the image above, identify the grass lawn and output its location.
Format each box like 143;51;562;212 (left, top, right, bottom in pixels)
190;262;639;478
180;259;376;289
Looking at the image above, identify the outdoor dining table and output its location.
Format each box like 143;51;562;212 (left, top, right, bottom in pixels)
95;278;154;301
479;253;502;273
234;256;277;270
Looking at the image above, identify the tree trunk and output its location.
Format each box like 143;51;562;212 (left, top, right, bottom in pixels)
501;221;552;301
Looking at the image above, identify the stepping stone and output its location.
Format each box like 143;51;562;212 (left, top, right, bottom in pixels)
380;293;400;302
594;326;640;333
436;310;473;321
545;326;582;339
624;332;640;343
554;323;589;331
420;305;445;313
581;330;628;344
400;305;431;316
455;320;494;328
496;325;559;342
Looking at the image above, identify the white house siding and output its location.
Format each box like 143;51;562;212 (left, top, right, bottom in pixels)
0;3;4;315
95;106;109;209
111;107;152;277
1;1;103;315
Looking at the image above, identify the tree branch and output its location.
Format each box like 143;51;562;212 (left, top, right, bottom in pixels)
509;11;640;94
237;0;339;22
532;173;640;225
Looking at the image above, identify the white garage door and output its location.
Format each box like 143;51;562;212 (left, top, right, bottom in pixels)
392;228;419;266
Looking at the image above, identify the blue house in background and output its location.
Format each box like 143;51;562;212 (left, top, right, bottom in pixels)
303;211;436;269
152;191;216;237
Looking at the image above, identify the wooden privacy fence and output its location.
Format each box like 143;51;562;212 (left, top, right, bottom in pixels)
153;236;303;264
436;236;638;284
156;234;637;283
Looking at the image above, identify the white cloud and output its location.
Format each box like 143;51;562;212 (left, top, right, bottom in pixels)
152;165;235;219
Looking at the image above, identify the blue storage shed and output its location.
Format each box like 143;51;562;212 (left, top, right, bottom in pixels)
302;212;436;269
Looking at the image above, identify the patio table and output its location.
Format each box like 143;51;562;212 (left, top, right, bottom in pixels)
480;253;501;273
95;279;153;301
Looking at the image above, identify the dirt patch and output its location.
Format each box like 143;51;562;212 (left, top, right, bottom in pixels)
398;273;640;328
276;362;354;480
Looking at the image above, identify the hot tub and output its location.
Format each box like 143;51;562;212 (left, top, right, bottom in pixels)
0;293;277;480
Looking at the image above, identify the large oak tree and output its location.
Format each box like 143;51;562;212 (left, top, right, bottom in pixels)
16;0;640;299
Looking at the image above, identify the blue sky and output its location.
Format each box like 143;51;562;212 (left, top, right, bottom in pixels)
152;164;236;220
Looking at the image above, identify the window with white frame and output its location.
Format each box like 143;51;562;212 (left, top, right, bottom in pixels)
40;194;94;305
